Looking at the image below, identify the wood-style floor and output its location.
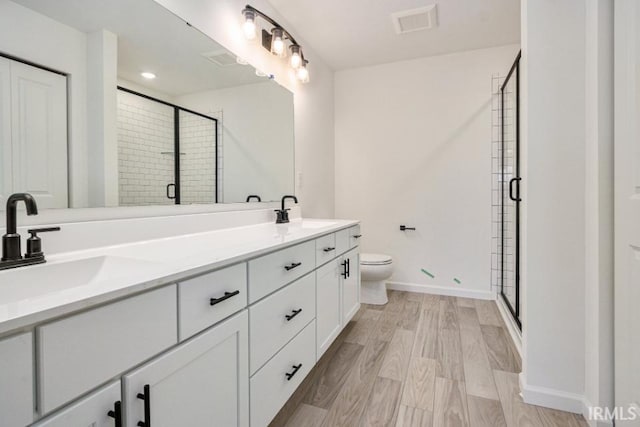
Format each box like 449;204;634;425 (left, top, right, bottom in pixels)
270;291;588;427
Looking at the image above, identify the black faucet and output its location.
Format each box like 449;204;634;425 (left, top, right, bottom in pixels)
275;195;298;224
246;195;262;202
1;193;60;270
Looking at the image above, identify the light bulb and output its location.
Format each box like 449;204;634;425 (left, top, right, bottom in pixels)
290;45;302;69
296;60;309;83
141;72;156;79
271;28;286;57
242;10;257;40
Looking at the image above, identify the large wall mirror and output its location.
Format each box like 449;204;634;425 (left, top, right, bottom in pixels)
0;0;294;209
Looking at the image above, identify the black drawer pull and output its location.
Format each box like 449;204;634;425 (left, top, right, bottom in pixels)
210;290;240;306
285;363;303;381
285;308;303;321
323;247;335;253
137;384;150;427
347;258;351;278
107;401;122;427
341;260;348;279
352;234;362;239
284;262;302;271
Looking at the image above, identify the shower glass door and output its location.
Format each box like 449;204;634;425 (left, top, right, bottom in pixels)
500;52;521;329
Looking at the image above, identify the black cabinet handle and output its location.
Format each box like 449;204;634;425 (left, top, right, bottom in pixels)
509;177;522;202
284;262;302;271
285;364;303;381
285;308;303;321
210;290;240;306
323;247;335;253
341;260;348;279
107;400;122;427
137;384;150;427
347;258;351;278
352;234;362;239
399;225;416;231
166;183;176;200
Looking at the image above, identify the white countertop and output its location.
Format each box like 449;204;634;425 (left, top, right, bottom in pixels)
0;218;358;336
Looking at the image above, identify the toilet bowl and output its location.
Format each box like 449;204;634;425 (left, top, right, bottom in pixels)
360;253;393;305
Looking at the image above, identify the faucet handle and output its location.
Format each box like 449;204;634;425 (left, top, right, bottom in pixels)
25;227;60;259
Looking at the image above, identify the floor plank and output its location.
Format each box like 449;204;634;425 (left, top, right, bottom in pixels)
467;395;507;427
474;300;502;327
303;341;364;408
398;299;422;331
344;309;383;345
457;297;477;308
375;311;402;342
436;328;465;381
360;376;403;426
396;405;434;427
433;377;470;427
493;369;544;427
284;404;328;427
379;328;415;381
321;339;389;427
414;308;439;359
480;325;521;373
536;406;586;427
401;357;437;410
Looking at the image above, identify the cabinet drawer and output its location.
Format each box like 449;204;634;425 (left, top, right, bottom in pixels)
335;228;350;255
250;320;316;427
37;285;177;414
0;332;33;427
349;225;362;248
179;263;247;340
33;381;120;427
315;233;337;267
249;273;315;374
248;240;315;303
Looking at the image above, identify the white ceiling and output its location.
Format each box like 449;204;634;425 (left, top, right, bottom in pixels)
13;0;268;96
268;0;520;70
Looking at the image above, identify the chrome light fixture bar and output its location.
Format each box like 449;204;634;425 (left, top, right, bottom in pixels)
241;5;310;83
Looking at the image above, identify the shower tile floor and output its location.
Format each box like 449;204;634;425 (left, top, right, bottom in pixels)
270;290;587;427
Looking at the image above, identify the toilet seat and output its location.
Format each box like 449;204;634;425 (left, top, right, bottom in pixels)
360;253;392;266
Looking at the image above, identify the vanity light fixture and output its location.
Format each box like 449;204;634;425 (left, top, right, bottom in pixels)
140;72;156;79
241;5;310;83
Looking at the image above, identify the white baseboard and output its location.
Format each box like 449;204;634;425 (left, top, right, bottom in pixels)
519;373;585;414
495;295;522;358
386;281;494;300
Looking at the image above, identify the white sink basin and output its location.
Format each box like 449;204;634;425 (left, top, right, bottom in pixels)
0;256;162;305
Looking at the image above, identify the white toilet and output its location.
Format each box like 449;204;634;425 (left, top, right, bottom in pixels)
360;253;394;305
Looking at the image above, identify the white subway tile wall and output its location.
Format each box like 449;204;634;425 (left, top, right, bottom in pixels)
491;73;517;311
117;91;218;206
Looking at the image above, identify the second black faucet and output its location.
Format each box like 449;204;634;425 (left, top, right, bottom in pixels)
275;195;298;224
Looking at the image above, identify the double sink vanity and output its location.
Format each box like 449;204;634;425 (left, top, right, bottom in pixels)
0;217;361;427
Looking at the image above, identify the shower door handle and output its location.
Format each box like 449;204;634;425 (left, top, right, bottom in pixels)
509;177;522;202
166;183;176;200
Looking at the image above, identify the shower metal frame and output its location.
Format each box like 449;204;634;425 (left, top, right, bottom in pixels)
500;51;522;330
117;86;219;204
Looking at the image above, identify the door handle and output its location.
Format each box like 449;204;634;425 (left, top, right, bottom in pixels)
137;384;151;427
346;258;350;278
107;401;122;427
341;260;348;279
166;183;176;200
210;290;240;306
508;177;522;202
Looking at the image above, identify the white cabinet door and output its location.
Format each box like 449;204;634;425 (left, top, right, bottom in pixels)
615;1;640;423
0;332;33;427
316;260;342;358
0;57;11;204
123;310;249;427
33;381;121;427
342;248;360;324
10;60;67;209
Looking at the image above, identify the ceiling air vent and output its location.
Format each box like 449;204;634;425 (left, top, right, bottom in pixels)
391;5;438;35
201;50;238;67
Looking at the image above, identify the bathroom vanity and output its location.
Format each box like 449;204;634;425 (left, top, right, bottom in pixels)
0;218;361;426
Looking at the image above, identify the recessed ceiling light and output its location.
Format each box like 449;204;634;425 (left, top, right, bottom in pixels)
141;72;156;79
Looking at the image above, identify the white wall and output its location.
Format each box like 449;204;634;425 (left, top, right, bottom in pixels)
154;0;335;217
520;0;588;413
0;0;89;207
334;44;519;299
176;81;294;203
584;0;614;423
